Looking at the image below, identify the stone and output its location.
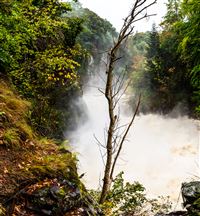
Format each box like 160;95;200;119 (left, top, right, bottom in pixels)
181;181;200;208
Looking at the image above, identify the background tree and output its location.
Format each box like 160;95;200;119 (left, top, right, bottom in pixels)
176;0;200;114
0;0;84;138
76;8;118;82
129;0;198;116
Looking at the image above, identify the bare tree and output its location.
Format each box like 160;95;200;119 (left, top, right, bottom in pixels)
99;0;157;204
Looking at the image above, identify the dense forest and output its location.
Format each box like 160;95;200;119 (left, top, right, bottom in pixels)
0;0;199;215
130;0;200;116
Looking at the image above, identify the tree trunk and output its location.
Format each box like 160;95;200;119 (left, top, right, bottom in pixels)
99;0;156;205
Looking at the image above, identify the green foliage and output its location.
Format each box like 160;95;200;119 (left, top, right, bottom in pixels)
147;23;191;113
76;7;117;75
129;0;199;116
75;5;134;79
78;8;117;56
11;46;80;98
176;0;200;115
161;0;181;30
0;0;85;138
156;0;199;115
0;81;35;148
146;24;162;91
89;172;171;216
106;172;146;215
128;32;150;56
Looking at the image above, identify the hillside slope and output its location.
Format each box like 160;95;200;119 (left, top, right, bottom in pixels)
0;79;101;215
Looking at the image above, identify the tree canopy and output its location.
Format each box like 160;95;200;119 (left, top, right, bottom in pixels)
129;0;200;116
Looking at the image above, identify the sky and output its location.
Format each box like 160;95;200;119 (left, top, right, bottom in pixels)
78;0;168;32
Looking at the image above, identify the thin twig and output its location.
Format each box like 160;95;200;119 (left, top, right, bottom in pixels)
110;95;141;179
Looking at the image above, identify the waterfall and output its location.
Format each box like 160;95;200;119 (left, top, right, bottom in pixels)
69;76;199;208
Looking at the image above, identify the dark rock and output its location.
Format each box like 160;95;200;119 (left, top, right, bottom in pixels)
155;211;187;216
182;181;200;208
156;181;200;216
167;211;188;215
8;178;103;216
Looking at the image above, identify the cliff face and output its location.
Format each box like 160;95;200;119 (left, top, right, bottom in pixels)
0;79;101;216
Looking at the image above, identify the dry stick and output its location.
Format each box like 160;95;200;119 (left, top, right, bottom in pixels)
99;0;156;204
101;63;116;201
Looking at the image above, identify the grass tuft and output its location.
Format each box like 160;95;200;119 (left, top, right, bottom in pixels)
2;128;20;148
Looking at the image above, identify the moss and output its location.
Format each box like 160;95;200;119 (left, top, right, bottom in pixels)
16;121;34;140
0;80;30;121
6;97;28;111
30;153;78;180
39;137;59;146
2;128;21;148
0;94;6;103
0;82;14;97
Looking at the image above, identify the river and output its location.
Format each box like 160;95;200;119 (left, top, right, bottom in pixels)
69;77;199;210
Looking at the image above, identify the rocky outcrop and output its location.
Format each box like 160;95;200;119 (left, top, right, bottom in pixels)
181;181;200;215
4;178;102;216
157;181;200;216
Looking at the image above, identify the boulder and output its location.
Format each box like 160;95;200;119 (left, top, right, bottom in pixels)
181;181;200;215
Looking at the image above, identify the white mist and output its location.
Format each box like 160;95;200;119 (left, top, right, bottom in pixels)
69;77;200;209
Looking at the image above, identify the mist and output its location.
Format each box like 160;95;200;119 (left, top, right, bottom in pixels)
68;74;199;209
64;2;199;209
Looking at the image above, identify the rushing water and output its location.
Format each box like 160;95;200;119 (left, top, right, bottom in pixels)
69;78;200;209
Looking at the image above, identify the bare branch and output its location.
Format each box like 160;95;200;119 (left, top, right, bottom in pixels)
99;0;156;204
94;134;106;149
113;78;132;110
110;95;141;179
94;134;106;167
98;88;105;95
131;13;157;24
133;1;157;20
113;71;126;96
114;122;130;132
